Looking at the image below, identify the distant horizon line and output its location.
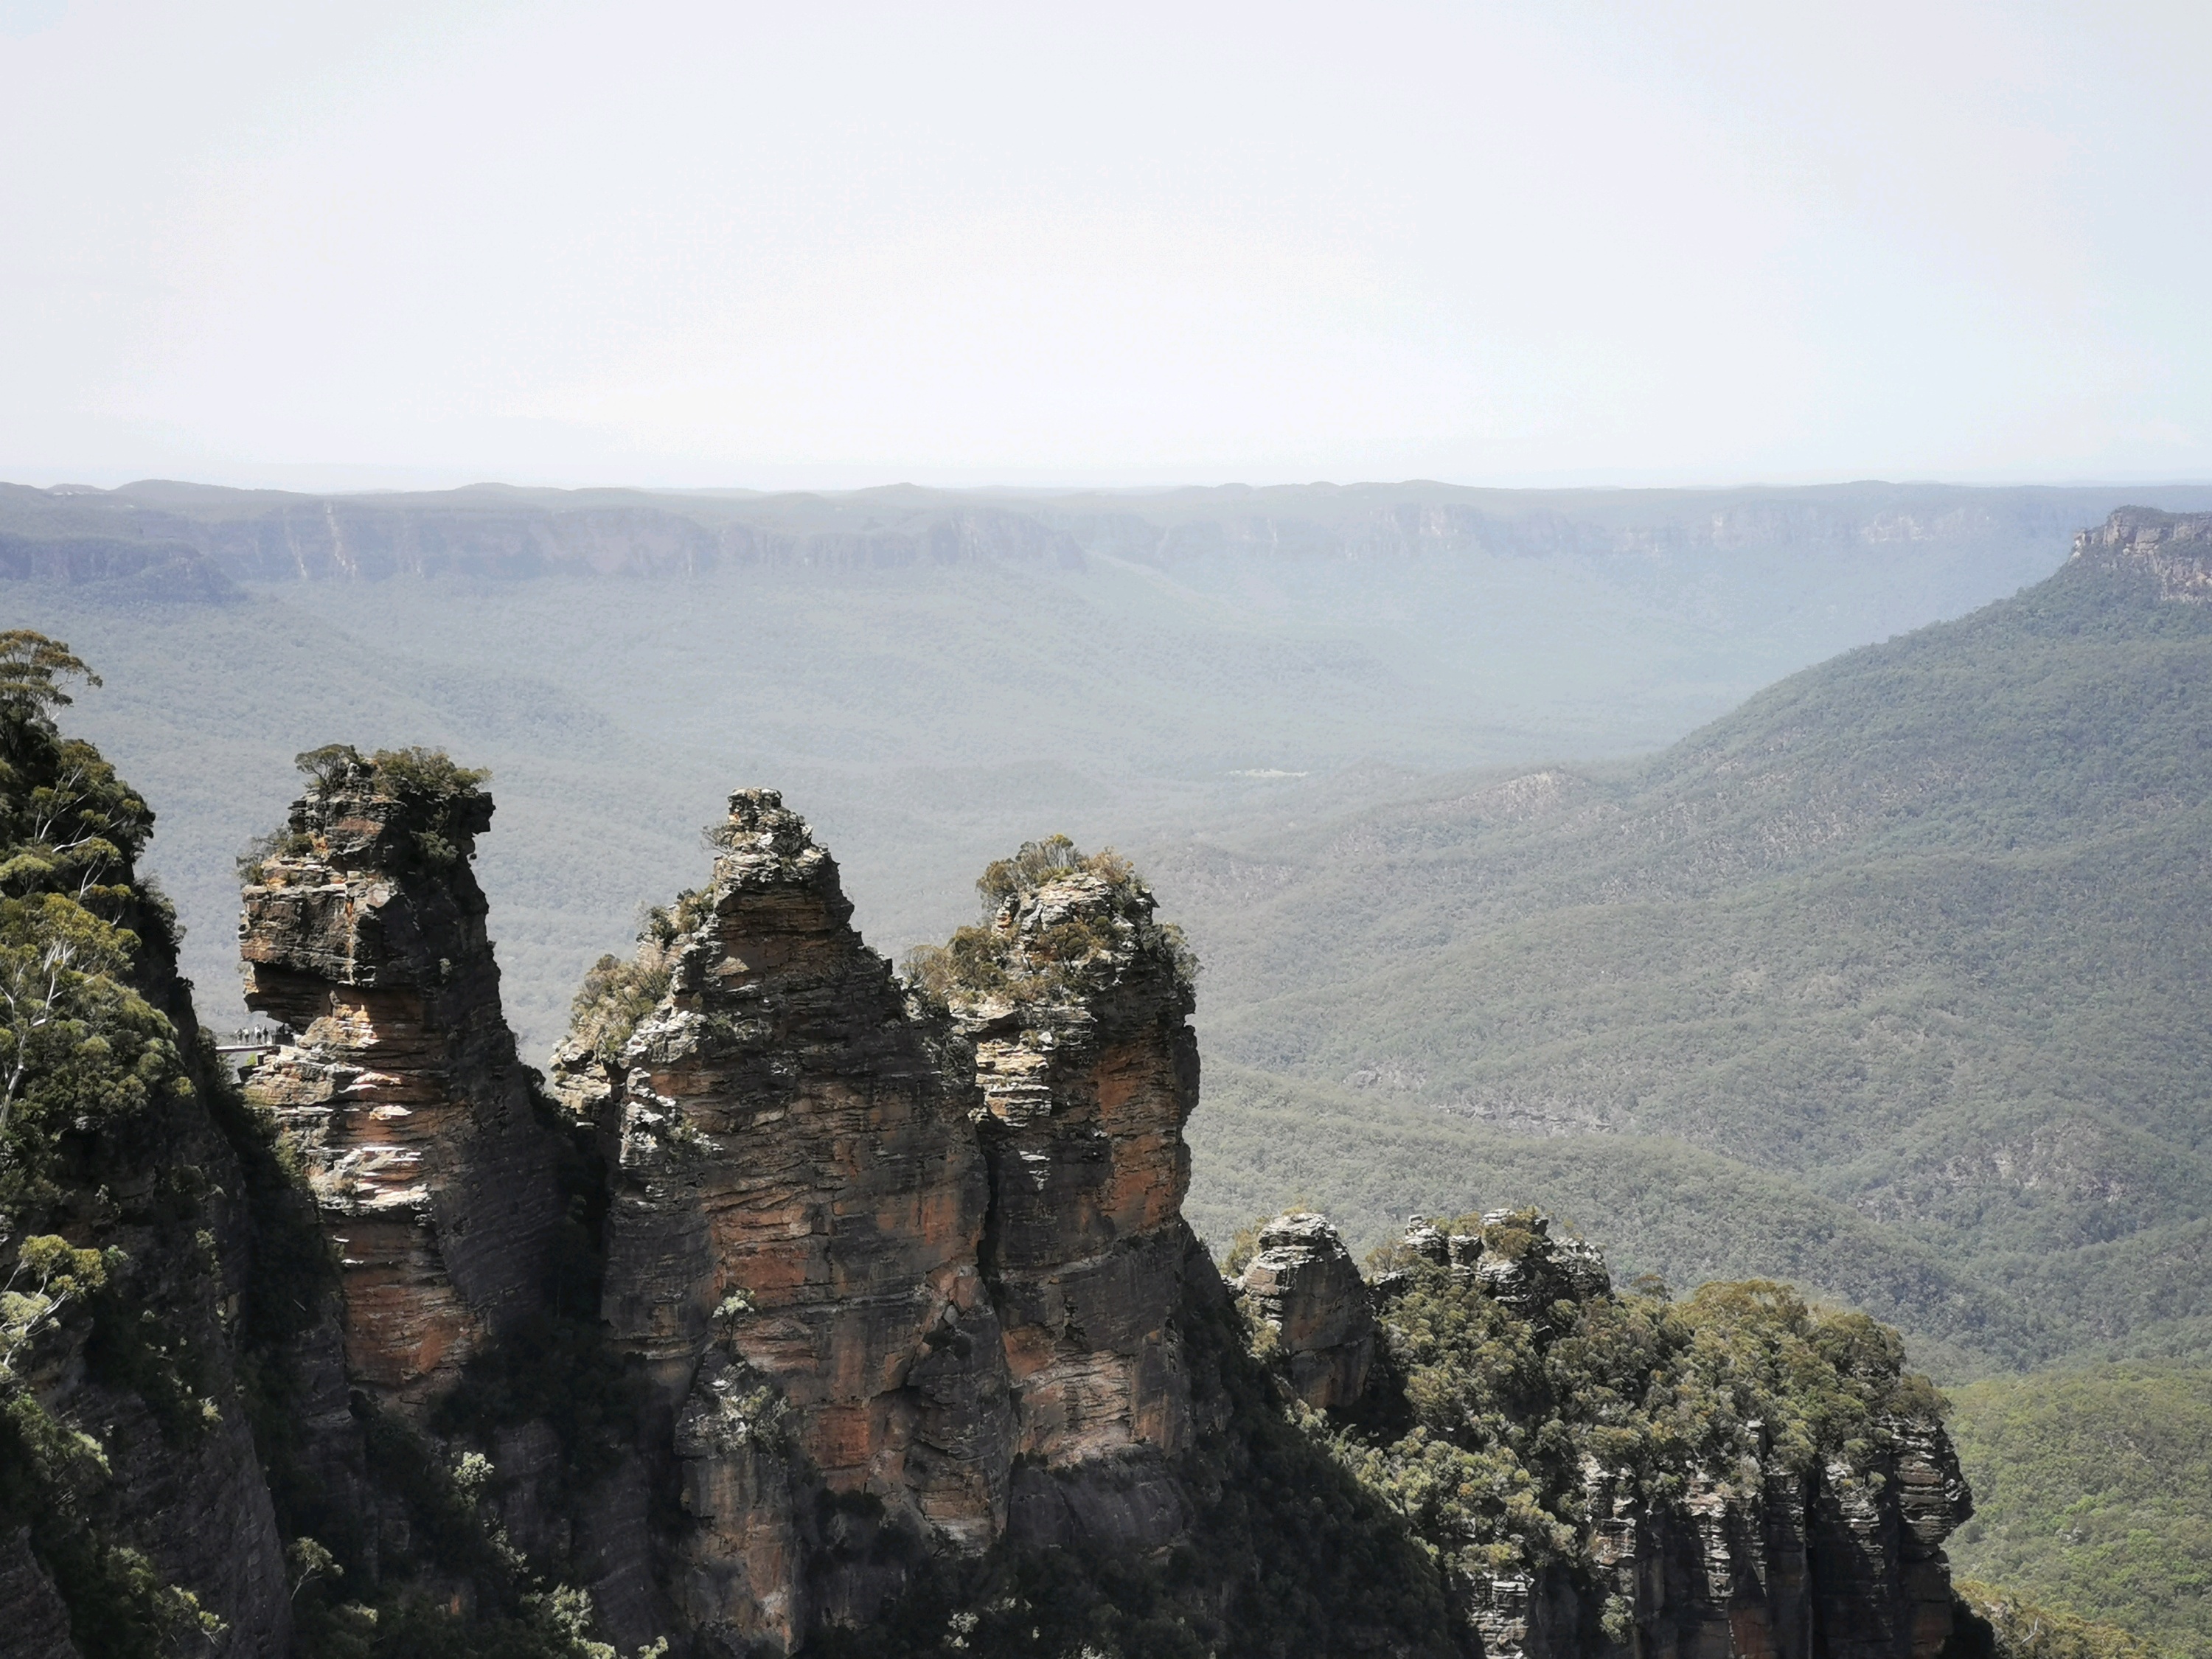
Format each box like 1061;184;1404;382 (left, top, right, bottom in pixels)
14;471;2212;503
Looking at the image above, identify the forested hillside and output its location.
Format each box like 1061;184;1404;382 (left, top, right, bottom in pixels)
1174;512;2212;1377
1948;1363;2211;1659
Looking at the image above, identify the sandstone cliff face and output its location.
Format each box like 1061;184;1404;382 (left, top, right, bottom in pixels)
2070;507;2212;601
931;853;1205;1545
237;753;563;1405
1235;1211;1373;1412
566;790;1014;1651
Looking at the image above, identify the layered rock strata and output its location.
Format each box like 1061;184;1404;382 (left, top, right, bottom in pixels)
1235;1211;1374;1411
238;754;564;1403
939;856;1205;1538
564;790;1015;1650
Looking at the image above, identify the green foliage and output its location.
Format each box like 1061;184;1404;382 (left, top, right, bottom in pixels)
300;1585;617;1659
975;833;1127;910
561;888;713;1063
1947;1363;2211;1659
0;891;180;1216
365;744;490;803
904;835;1197;1009
0;630;101;714
1952;1582;2163;1659
294;742;363;796
266;742;493;874
369;746;492;869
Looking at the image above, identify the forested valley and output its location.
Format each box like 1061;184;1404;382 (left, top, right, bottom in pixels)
4;481;2208;1656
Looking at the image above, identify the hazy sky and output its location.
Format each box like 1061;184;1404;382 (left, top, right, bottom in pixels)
3;1;2208;490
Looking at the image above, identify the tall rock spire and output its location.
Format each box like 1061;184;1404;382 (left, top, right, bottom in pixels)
558;788;1014;1648
238;747;563;1405
911;836;1207;1543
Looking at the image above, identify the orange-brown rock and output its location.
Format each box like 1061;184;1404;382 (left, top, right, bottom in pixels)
928;846;1203;1523
569;790;1013;1650
238;751;563;1405
1236;1211;1374;1411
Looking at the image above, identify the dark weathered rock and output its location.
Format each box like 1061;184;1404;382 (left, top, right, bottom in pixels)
0;1526;80;1659
579;790;1014;1649
238;755;565;1405
1475;1428;1968;1659
948;864;1203;1484
1236;1211;1374;1411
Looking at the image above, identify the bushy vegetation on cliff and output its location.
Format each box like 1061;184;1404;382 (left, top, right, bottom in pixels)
239;741;493;882
1340;1212;1945;1621
902;832;1197;1009
0;634;248;1654
560;885;714;1064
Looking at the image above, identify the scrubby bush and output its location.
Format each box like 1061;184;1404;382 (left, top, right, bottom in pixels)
903;834;1198;1009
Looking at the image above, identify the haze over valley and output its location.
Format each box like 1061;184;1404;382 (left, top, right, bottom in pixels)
6;4;2211;1656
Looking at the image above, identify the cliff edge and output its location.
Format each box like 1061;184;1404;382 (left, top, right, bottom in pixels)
1;674;1983;1659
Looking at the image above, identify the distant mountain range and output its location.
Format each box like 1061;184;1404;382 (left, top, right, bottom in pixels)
1175;508;2212;1380
10;476;2212;590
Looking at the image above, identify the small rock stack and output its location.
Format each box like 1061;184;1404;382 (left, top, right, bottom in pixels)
1235;1211;1374;1411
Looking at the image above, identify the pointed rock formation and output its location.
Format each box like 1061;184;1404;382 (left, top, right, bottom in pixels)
237;749;564;1405
563;789;1013;1649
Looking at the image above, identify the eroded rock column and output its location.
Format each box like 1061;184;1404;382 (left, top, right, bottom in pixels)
929;848;1204;1543
239;751;563;1407
1237;1211;1374;1411
577;790;1013;1650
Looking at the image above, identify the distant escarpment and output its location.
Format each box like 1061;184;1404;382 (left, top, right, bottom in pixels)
4;673;1980;1658
2068;505;2212;601
10;478;2212;597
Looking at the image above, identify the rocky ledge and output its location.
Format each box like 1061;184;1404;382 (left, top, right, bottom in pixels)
2070;506;2212;601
